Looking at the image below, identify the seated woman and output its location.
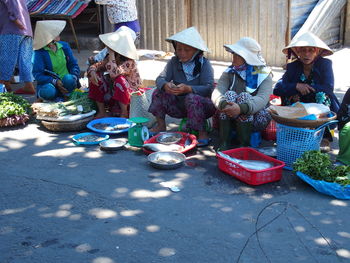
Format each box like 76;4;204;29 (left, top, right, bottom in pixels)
337;88;350;165
88;30;141;119
88;26;137;65
273;32;340;149
32;20;80;101
148;27;216;146
212;37;272;150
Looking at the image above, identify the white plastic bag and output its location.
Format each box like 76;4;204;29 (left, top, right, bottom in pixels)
129;87;157;128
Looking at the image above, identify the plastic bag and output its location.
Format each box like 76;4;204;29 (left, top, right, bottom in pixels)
129;87;156;128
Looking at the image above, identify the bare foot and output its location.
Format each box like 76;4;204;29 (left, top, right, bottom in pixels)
150;119;166;133
23;82;35;93
149;125;166;133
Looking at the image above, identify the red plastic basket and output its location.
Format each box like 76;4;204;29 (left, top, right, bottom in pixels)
216;147;285;185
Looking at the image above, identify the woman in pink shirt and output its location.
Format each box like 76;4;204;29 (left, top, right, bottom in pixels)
88;30;142;118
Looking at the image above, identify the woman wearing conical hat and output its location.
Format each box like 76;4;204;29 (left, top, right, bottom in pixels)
32;20;80;101
212;37;272;150
273;31;340;113
148;27;216;147
88;29;142;118
273;31;340;151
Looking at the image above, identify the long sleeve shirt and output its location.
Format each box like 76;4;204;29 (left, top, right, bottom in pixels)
212;71;272;115
88;56;142;91
273;57;340;113
0;0;32;37
156;56;214;98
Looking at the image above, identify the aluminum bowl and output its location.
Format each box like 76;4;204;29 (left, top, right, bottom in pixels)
156;132;182;145
257;146;277;157
148;151;186;170
99;139;126;152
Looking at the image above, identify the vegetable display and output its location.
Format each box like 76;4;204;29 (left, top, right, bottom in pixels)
293;150;350;186
32;91;96;118
0;92;30;119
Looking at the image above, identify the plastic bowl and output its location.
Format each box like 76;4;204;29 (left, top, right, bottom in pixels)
156;132;182;145
72;132;109;145
148;151;186;170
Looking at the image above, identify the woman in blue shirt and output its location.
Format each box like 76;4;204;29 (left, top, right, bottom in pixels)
274;32;339;113
32;20;80;101
273;32;340;150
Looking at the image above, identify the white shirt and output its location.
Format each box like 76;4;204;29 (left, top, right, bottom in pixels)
96;0;138;24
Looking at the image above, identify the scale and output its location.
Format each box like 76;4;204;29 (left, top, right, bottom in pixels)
128;117;149;147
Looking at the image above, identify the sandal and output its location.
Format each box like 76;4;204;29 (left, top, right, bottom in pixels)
14;88;35;95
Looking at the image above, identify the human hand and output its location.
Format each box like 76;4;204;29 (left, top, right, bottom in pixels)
176;83;192;95
296;83;315;96
56;80;68;94
89;71;100;86
107;48;115;61
221;102;241;118
88;56;96;66
13;19;25;30
163;81;178;95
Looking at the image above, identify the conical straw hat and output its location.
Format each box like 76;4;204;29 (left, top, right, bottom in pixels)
224;37;266;66
283;31;333;57
99;30;138;60
166;27;209;52
116;26;137;42
33;20;66;50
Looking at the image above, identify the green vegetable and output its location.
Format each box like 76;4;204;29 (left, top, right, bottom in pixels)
0;92;30;119
293;150;350;186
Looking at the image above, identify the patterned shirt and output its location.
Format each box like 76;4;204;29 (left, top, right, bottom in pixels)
104;0;138;24
106;58;141;91
89;56;142;91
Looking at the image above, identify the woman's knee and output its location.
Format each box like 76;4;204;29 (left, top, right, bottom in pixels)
38;83;57;100
62;74;78;93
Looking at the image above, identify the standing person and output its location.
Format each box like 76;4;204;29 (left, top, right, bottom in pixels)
148;27;216;147
0;0;35;94
96;0;140;40
32;20;80;101
211;37;272;150
91;0;140;65
88;30;142;119
273;31;340;151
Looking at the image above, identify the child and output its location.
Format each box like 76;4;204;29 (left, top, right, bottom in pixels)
88;30;142;118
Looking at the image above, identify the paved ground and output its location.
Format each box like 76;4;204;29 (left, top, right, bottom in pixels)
1;48;349;263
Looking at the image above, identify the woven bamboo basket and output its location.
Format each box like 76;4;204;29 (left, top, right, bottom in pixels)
270;111;337;128
41;116;94;132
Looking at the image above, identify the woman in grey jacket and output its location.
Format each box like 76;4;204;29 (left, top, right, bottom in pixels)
148;27;216;146
212;37;272;150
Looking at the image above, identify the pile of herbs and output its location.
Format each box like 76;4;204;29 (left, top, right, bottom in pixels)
0;92;30;119
293;150;350;186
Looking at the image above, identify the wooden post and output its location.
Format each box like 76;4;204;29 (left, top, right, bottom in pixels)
68;17;80;53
